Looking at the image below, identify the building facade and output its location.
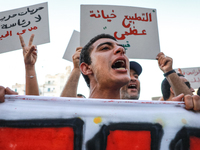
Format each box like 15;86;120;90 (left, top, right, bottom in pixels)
12;66;71;97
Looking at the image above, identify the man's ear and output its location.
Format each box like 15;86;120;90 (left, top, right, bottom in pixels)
80;62;93;75
170;87;174;95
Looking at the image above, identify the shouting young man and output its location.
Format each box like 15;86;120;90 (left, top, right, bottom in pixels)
79;34;130;99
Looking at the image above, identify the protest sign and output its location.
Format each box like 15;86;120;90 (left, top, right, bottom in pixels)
0;2;50;54
81;5;160;59
63;30;80;62
1;95;200;150
175;67;200;89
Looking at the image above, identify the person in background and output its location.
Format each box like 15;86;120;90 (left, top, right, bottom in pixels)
156;52;193;97
120;61;142;100
0;34;39;103
157;52;200;111
161;73;194;101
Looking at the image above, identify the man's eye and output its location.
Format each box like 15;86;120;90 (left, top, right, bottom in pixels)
102;46;110;50
135;76;138;79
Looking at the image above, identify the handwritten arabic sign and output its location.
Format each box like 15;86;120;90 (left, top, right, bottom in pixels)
81;5;160;59
63;30;80;62
1;95;200;150
0;2;50;54
175;67;200;89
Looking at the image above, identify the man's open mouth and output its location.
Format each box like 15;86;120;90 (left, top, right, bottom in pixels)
112;60;126;70
128;84;137;89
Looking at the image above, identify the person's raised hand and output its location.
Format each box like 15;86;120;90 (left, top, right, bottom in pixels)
19;34;37;66
156;52;173;73
72;47;82;69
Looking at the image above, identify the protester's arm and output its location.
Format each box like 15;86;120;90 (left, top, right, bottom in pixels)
173;94;200;111
0;86;18;103
19;34;39;95
60;47;82;97
156;52;192;96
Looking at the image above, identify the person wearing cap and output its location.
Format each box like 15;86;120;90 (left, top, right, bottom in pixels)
120;61;142;100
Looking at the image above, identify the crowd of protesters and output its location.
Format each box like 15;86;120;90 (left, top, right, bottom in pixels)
1;33;200;111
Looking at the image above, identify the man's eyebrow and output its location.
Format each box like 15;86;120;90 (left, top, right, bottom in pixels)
97;42;113;49
133;73;139;76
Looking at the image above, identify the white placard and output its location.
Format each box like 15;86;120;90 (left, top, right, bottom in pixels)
1;95;200;150
0;2;50;54
81;5;160;59
63;30;80;62
175;67;200;89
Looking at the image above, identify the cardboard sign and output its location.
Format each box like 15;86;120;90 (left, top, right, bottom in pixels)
63;30;80;62
175;67;200;89
1;95;200;150
80;5;160;59
0;2;50;54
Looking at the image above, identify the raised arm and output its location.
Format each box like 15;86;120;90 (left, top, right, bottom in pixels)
60;47;82;97
156;52;192;96
19;34;39;95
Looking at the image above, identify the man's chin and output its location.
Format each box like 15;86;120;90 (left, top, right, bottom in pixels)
128;95;139;100
127;92;139;99
115;77;130;87
130;94;138;98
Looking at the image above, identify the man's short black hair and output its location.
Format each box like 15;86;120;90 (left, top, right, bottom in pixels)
197;87;200;96
161;73;184;100
80;34;117;88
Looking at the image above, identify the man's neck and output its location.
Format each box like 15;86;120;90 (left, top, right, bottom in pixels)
89;85;121;99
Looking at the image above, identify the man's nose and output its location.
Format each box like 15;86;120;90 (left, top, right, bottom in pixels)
191;87;195;93
114;45;125;55
130;76;136;81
